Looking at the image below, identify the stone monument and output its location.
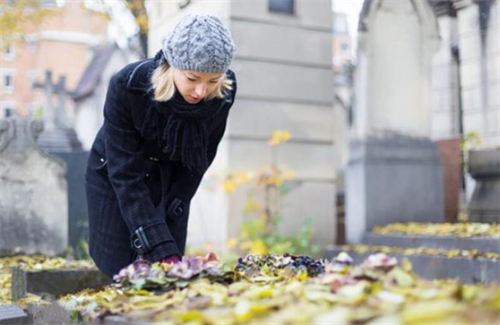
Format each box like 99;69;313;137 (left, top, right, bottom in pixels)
33;70;89;256
0;118;68;256
33;71;82;152
346;0;445;243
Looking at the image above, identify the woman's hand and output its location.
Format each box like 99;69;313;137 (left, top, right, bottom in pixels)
162;255;181;264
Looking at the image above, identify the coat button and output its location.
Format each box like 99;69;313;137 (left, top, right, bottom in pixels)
174;205;184;216
162;146;168;153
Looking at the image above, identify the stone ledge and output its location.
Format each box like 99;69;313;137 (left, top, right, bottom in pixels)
324;247;500;283
25;303;73;325
364;233;500;254
11;268;112;301
0;305;29;325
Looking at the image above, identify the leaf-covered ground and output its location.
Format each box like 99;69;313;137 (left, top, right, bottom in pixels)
1;253;499;324
58;253;500;325
373;223;500;237
341;245;500;260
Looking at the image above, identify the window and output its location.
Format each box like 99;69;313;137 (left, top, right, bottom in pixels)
1;101;16;118
3;43;15;60
269;0;294;15
5;107;14;118
3;72;14;94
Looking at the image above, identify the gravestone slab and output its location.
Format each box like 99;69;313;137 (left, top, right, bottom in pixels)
11;267;111;300
345;134;445;243
0;118;68;256
0;305;29;325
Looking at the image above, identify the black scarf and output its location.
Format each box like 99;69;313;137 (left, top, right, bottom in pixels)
141;51;227;174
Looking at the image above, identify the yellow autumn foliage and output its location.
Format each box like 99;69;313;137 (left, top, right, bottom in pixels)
268;130;292;146
373;222;500;238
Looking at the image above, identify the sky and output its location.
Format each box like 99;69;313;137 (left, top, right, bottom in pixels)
83;0;139;48
332;0;365;53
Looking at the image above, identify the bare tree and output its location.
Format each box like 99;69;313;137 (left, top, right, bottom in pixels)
124;0;149;56
96;0;149;57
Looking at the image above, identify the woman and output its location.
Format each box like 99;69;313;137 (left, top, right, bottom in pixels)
85;13;237;278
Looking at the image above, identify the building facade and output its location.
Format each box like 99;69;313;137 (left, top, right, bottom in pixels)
0;0;107;119
430;0;500;148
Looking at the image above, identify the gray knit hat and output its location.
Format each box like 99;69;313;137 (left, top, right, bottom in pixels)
162;13;236;74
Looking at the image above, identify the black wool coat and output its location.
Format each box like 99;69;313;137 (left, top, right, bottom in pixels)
85;55;237;278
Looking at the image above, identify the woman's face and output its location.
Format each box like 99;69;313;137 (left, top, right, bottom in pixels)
173;68;223;104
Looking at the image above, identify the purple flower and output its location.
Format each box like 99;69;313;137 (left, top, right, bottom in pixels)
364;253;397;272
186;256;203;274
113;259;152;282
114;253;225;285
168;260;195;279
204;263;222;276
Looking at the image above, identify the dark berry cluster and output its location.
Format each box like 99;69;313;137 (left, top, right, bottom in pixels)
287;254;325;277
234;254;325;278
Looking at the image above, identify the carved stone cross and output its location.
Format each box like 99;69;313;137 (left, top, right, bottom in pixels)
33;70;71;128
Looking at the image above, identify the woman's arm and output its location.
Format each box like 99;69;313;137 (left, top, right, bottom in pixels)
103;73;181;261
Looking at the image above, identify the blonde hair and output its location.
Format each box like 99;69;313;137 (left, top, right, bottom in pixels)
151;63;233;102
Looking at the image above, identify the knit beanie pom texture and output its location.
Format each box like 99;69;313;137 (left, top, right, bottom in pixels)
162;13;236;73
